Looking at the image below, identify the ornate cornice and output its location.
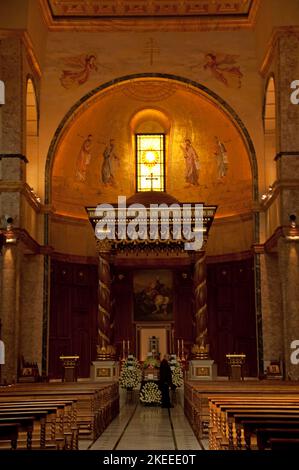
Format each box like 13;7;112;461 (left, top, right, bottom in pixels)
260;26;299;78
39;0;260;32
258;225;299;253
260;179;299;212
0;181;44;213
51;251;98;264
0;153;28;162
206;250;253;263
3;227;53;255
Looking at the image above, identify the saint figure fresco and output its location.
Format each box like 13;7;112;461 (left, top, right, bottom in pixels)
181;139;200;186
75;134;93;182
101;139;119;186
214;137;228;180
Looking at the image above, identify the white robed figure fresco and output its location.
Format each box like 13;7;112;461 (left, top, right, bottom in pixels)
181;139;200;186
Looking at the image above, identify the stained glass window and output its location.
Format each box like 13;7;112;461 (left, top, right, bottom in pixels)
136;134;165;192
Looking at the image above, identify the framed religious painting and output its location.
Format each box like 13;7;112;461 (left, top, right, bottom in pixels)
133;269;173;322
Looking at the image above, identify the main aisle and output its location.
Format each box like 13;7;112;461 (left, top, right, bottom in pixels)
88;391;205;451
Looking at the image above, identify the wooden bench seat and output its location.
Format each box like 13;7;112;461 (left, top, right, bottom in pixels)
0;382;119;445
184;381;299;450
0;423;19;450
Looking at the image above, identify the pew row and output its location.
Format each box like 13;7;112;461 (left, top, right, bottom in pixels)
184;380;299;449
0;381;119;449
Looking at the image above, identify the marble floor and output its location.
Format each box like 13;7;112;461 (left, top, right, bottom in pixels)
86;390;206;451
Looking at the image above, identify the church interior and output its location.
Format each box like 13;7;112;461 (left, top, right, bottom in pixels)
0;0;299;453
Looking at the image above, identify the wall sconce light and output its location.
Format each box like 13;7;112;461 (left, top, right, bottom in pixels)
4;217;17;244
286;214;299;241
290;214;297;229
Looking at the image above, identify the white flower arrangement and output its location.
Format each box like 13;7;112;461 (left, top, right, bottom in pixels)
119;357;142;389
140;382;162;404
171;364;184;388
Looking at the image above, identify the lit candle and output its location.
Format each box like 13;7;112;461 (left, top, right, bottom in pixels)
181;339;184;358
127;340;129;356
177;339;180;358
122;340;125;358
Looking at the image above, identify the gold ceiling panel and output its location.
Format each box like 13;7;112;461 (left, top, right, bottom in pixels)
47;0;253;18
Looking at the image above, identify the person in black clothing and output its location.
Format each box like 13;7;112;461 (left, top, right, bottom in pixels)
159;354;174;408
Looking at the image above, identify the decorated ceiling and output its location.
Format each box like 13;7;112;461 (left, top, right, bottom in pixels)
41;0;258;30
51;78;252;219
47;0;253;18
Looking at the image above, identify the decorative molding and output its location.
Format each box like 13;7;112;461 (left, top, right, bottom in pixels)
50;251;98;264
275;151;299;161
214;211;253;225
0;181;44;214
114;256;192;267
52;208;254;227
260;179;299;212
0;153;28;163
51;213;89;225
48;0;253;17
7;228;53;255
0;29;41;78
22;31;42;79
263;226;284;252
206;250;253;264
21;183;42;212
260;26;299;78
39;0;260;32
252;244;264;254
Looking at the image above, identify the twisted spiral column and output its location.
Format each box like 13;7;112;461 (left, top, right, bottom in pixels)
98;252;112;353
193;252;209;358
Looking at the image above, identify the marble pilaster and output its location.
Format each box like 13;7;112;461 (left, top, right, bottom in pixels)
19;254;44;373
278;239;299;380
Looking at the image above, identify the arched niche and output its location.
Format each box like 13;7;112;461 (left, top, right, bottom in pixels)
26;77;39;191
263;76;276;188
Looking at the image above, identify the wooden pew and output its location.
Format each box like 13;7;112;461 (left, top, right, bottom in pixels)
184;380;299;442
269;437;299;450
208;396;299;449
0;381;119;443
207;394;299;450
0;423;19;450
0;400;78;449
256;427;299;450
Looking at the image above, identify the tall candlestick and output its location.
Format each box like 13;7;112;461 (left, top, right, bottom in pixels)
127;340;129;356
181;339;184;359
177;339;180;358
122;340;125;359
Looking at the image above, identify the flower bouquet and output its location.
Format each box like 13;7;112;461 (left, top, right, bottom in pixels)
169;355;183;388
171;365;184;388
140;382;162;405
143;357;159;369
119;357;142;390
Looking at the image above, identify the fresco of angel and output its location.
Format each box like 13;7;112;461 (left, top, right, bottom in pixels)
203;52;243;88
60;54;98;89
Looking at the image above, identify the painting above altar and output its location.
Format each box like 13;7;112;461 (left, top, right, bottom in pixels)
133;270;173;322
